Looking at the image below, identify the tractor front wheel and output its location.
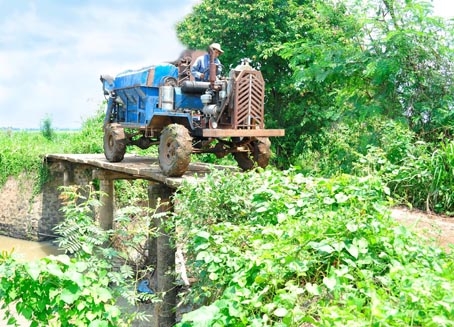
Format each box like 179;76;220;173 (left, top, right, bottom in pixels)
233;137;271;171
254;137;271;168
158;124;192;177
103;124;126;162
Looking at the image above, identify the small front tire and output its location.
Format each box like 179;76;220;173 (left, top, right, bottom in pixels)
103;124;126;162
233;137;271;171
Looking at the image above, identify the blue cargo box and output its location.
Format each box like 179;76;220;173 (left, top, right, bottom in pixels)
114;63;178;89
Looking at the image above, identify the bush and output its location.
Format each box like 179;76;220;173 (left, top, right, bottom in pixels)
294;119;412;177
40;115;54;141
174;169;454;326
0;186;156;326
355;136;454;214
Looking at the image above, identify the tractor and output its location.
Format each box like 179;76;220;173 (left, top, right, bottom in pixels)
100;51;285;177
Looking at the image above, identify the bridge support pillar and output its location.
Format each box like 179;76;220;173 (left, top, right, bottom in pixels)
99;178;114;230
148;183;176;327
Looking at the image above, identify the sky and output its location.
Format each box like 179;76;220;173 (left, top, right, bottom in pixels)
0;0;198;129
0;0;452;130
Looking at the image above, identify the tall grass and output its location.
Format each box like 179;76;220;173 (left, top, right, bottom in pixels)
0;109;104;189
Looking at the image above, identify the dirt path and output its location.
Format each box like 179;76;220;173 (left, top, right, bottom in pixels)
391;206;454;251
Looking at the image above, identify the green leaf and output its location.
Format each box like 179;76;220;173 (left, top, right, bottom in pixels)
104;304;121;318
26;261;41;281
88;320;108;327
306;283;321;296
7;317;17;325
181;304;220;327
47;263;63;278
346;243;359;259
196;231;211;240
273;307;288;317
346;222;358;232
16;302;33;320
335;192;349;203
323;197;335;205
61;288;80;305
309;241;335;254
51;254;71;265
323;276;337;290
66;270;84;288
96;287;113;303
81;243;93;255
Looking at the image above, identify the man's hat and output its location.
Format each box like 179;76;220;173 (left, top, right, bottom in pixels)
210;43;224;54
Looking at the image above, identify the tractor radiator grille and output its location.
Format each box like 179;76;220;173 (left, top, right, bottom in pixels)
232;70;265;129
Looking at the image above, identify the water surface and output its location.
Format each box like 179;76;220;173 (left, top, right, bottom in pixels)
0;235;61;261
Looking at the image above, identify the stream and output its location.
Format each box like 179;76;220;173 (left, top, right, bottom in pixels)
0;235;61;261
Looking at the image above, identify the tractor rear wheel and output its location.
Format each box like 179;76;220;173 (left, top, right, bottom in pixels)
103;124;126;162
158;124;192;177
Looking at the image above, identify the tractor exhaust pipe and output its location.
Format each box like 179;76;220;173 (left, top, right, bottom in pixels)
209;55;217;87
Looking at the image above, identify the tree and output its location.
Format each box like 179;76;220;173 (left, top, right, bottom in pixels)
177;0;454;166
176;0;313;167
280;0;454;140
40;115;54;140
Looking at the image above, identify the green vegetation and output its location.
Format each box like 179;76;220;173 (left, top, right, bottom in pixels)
177;0;454;213
1;0;454;325
40;115;55;141
1;186;155;327
0;110;104;191
173;169;454;326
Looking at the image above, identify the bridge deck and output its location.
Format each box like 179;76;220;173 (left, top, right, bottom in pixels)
46;153;233;188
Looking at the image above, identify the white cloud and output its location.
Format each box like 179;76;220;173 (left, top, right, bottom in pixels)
0;1;198;129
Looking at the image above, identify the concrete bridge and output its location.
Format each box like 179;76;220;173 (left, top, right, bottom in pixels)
0;153;233;325
44;153;223;326
46;153;221;228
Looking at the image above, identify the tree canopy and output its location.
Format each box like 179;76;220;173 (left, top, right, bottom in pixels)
176;0;454;166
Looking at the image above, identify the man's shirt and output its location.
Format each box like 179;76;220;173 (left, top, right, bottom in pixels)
191;54;222;81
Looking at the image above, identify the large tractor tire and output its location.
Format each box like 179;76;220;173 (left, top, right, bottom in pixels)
233;137;271;171
103;124;126;162
158;124;192;177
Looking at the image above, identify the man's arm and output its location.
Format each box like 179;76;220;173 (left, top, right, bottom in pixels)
191;56;204;80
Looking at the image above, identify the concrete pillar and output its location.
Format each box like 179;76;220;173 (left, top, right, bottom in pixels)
62;163;74;186
148;183;176;327
99;178;114;230
147;183;159;267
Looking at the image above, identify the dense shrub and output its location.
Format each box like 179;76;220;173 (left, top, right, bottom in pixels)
174;169;454;326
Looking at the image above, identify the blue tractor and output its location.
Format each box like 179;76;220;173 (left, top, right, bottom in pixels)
100;52;284;177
